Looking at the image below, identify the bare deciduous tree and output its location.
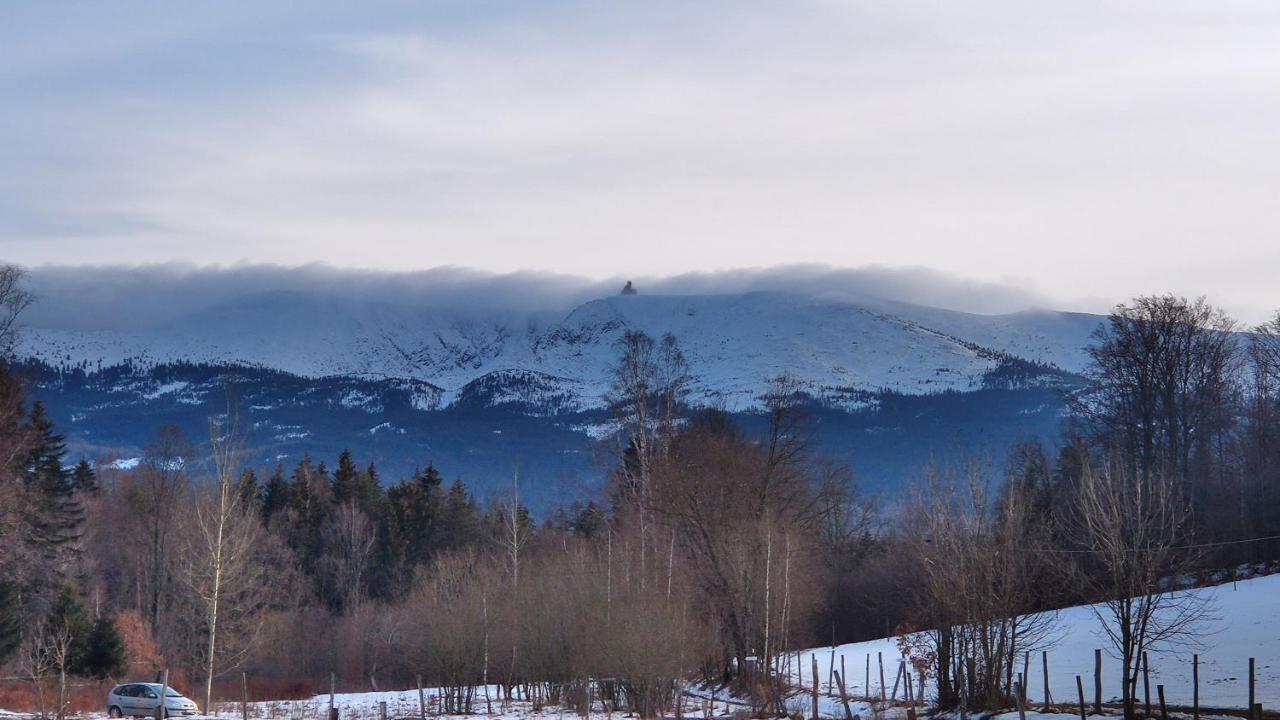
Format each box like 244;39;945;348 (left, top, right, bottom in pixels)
320;502;377;615
175;412;270;713
907;459;1058;710
0;264;34;356
1074;295;1240;491
1065;460;1213;720
19;621;55;720
141;426;192;637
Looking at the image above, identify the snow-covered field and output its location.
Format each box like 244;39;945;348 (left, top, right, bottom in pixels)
216;688;740;720
793;573;1280;712
4;575;1273;720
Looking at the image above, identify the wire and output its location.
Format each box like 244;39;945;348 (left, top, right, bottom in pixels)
1017;533;1280;555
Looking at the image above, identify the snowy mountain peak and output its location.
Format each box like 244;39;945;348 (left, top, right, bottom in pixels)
15;290;1101;412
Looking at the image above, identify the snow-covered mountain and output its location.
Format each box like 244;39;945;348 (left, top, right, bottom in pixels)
17;290;1101;412
13;289;1103;507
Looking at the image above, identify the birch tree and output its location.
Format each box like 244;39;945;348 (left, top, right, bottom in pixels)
177;412;268;713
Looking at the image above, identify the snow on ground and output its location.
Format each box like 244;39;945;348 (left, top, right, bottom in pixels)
793;573;1280;712
212;687;752;720
4;577;1273;720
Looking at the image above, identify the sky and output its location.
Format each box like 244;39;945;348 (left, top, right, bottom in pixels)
2;1;1279;322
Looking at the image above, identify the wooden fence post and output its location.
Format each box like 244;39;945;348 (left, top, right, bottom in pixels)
1193;655;1200;720
1023;652;1030;703
878;653;886;703
1093;650;1102;715
833;671;855;720
861;655;867;700
1014;680;1027;720
1076;675;1087;720
1157;684;1167;720
1249;658;1257;720
240;672;249;720
891;661;904;702
1042;652;1052;710
906;672;917;720
829;640;837;690
1143;651;1152;719
329;672;337;720
417;676;426;720
378;701;387;720
812;656;820;720
158;669;169;720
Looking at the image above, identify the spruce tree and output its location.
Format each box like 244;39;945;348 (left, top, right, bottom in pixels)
260;463;290;523
71;458;98;494
237;468;261;507
370;465;443;598
0;581;21;664
80;614;127;679
24;402;84;560
330;449;360;506
359;462;383;514
46;583;90;668
287;456;329;574
441;478;480;549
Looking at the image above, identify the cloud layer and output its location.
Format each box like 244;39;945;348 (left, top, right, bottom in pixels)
20;263;1051;331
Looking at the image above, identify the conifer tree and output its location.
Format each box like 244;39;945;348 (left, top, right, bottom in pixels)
46;583;90;669
0;581;20;664
441;478;480;550
80;614;127;679
237;468;260;506
260;463;290;523
23;403;83;563
330;449;361;506
359;461;383;514
70;458;97;494
287;456;330;575
46;584;90;720
370;465;443;598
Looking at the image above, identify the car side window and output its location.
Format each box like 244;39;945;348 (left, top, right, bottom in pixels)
120;686;136;697
143;688;158;699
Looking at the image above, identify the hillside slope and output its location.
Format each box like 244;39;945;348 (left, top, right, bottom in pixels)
795;573;1280;711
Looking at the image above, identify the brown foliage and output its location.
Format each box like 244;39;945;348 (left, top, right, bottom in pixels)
115;610;163;678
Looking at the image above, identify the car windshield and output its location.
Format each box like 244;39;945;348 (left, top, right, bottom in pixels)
165;689;183;698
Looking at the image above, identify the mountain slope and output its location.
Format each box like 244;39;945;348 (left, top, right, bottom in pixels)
17;290;1101;411
13;290;1101;507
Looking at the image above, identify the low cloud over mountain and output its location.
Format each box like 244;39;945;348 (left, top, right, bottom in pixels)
19;262;1054;332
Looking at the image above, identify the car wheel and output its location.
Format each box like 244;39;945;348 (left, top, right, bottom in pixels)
109;707;123;718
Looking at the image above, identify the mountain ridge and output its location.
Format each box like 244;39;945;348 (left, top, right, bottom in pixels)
12;289;1100;506
15;289;1102;413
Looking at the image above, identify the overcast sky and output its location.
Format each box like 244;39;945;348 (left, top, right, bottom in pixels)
2;1;1278;322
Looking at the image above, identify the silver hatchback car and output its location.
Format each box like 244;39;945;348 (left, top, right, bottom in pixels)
107;683;200;718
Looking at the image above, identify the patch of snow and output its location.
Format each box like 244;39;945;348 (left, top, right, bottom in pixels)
143;380;190;399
